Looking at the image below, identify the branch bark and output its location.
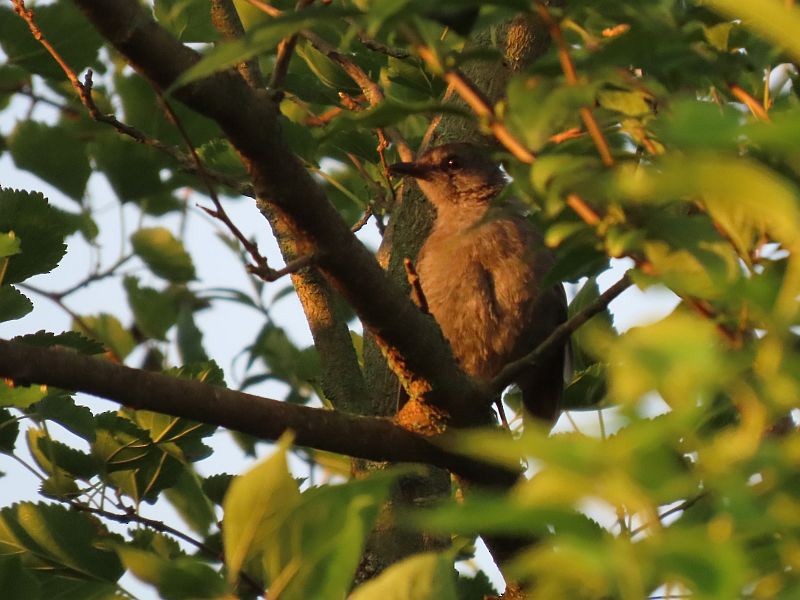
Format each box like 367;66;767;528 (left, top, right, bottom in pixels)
0;339;516;486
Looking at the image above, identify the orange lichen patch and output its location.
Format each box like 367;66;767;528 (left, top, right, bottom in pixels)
394;397;449;436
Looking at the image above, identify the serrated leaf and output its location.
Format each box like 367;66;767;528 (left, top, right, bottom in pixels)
202;473;233;506
30;394;96;442
15;330;105;355
8;121;90;201
0;285;32;322
0;188;68;283
131;228;196;283
0;502;124;582
0;408;19;454
92;413;183;504
0;380;47;408
350;551;458;600
33;433;97;479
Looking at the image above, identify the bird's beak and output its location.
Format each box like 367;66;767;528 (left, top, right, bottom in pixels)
387;161;432;180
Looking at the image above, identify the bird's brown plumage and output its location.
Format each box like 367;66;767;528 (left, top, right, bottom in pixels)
389;143;567;422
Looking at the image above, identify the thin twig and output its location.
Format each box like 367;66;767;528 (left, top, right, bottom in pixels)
630;492;708;537
153;90;294;283
351;205;374;233
536;2;615;167
52;255;134;300
490;273;633;395
356;31;410;59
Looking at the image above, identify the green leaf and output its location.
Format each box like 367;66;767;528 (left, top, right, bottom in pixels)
15;330;105;355
90;135;167;202
0;285;32;322
0;231;21;258
123;277;180;340
202;473;233;506
703;0;800;63
30;394;96;442
608;311;729;409
0;502;124;582
0;4;103;80
8;121;90;201
223;434;300;582
0;380;47;409
164;469;216;535
262;470;402;600
508;77;595;151
350;552;458;600
562;363;607;411
92;413;183;504
596;88;654;116
154;0;219;43
131;228;196;283
28;429;97;479
0;408;19;454
0;188;69;284
176;303;209;364
74;313;136;360
568;277;616;371
172;6;359;89
115;545;228;600
0;554;41;600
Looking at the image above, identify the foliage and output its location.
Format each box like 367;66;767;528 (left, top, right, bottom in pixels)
0;0;799;598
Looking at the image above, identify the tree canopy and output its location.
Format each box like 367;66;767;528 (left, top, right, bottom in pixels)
1;1;799;599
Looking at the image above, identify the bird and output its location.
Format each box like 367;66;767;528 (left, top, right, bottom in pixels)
388;142;567;423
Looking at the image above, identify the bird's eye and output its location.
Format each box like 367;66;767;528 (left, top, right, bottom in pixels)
443;156;460;170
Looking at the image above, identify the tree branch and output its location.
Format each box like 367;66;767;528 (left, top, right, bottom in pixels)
0;339;516;486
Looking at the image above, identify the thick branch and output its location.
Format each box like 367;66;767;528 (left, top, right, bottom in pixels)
68;0;484;423
0;339;515;486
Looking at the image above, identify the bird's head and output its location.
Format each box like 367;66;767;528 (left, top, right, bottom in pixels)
388;143;507;207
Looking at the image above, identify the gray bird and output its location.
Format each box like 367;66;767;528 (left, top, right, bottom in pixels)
389;143;567;422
